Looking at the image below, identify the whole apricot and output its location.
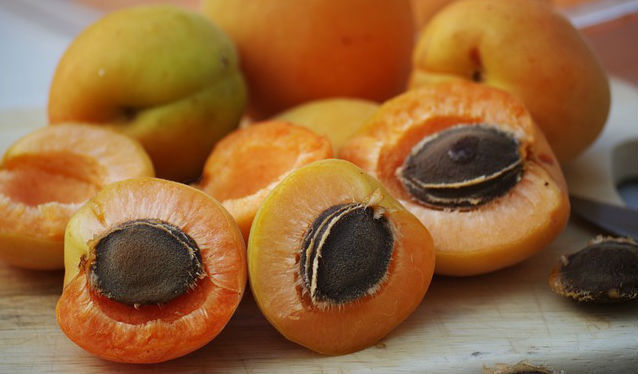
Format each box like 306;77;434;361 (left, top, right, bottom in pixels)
49;5;246;182
203;0;414;119
409;0;610;162
274;98;378;152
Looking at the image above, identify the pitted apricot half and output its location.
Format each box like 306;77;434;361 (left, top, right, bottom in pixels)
57;177;246;363
248;159;435;354
0;124;153;269
340;81;570;276
197;121;332;239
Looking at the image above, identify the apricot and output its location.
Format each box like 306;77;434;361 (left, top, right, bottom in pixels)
340;81;570;276
49;5;246;182
274;98;379;152
202;0;414;119
248;159;435;354
409;0;610;162
0;124;153;269
197;121;332;240
57;177;246;363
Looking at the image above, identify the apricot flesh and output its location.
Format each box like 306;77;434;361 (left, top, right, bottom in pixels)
0;124;153;269
248;159;435;354
198;121;332;239
57;177;246;363
341;81;570;276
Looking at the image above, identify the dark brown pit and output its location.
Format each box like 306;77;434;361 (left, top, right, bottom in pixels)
548;237;638;303
90;219;203;306
299;203;394;306
398;124;523;209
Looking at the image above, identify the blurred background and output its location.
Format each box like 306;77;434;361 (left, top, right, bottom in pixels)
0;0;636;111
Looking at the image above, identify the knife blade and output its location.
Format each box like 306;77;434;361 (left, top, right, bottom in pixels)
569;195;638;239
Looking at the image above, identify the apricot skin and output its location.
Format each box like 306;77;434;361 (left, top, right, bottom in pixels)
203;0;414;119
274;98;379;152
49;5;246;182
410;0;610;162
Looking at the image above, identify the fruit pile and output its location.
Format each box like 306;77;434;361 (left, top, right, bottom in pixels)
0;0;610;364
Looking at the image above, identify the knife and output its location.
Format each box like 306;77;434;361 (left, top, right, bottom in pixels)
569;195;638;239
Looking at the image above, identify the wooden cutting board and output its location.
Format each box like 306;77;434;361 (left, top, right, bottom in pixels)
0;79;636;374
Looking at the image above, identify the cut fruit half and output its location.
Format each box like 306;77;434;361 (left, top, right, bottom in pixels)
197;121;332;239
0;124;154;269
57;177;246;363
340;81;570;276
248;159;435;354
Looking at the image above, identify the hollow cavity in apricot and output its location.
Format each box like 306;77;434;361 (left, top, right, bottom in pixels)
0;124;153;269
90;219;203;306
248;159;435;354
398;124;522;209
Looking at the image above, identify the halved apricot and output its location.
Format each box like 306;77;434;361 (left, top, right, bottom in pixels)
248;159;435;354
57;177;246;363
197;121;332;239
0;124;153;269
340;81;570;276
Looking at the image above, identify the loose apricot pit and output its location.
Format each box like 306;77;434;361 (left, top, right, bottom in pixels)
549;237;638;303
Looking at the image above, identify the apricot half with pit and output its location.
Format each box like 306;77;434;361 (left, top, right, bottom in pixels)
0;124;153;269
57;177;246;363
197;121;332;239
248;159;435;354
340;81;570;276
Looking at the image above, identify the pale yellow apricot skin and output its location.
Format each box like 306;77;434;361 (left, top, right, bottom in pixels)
48;5;246;182
409;0;610;163
274;98;378;152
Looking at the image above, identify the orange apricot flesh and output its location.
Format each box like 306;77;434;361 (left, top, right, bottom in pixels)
57;177;246;363
0;124;153;269
248;159;435;354
197;121;332;239
340;81;570;276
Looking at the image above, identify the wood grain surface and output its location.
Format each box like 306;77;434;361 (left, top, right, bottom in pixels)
0;81;636;374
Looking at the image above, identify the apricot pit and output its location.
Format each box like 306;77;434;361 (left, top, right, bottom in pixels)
300;203;393;306
399;124;522;208
91;219;203;306
549;237;638;303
